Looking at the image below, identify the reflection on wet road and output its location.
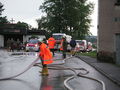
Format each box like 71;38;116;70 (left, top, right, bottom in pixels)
0;50;120;90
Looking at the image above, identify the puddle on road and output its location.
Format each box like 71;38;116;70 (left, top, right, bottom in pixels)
0;52;39;80
11;52;38;56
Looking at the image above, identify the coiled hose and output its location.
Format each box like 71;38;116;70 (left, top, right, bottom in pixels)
34;56;106;90
0;53;106;90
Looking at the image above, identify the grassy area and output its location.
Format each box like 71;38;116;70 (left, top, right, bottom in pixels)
77;51;97;58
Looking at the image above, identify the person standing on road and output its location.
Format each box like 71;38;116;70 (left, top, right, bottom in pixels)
16;39;21;51
47;35;56;56
38;40;53;76
10;38;15;52
60;36;68;59
6;39;11;51
70;38;76;56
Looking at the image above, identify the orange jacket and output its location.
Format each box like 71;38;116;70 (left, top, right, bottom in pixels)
39;43;53;64
60;39;63;50
48;37;56;49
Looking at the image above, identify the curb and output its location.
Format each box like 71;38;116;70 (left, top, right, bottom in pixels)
76;55;120;87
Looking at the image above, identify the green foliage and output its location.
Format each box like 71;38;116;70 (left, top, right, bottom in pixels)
78;51;97;58
37;16;49;30
0;2;4;16
38;0;94;39
0;16;8;29
0;2;9;28
15;21;29;30
0;16;8;23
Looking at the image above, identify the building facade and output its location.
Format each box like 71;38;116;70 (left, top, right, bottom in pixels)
0;24;48;48
98;0;120;64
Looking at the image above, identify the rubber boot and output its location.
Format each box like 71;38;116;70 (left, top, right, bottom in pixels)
72;51;75;56
71;51;73;56
41;67;49;76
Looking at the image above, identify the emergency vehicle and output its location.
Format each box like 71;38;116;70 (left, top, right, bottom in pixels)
25;35;46;52
87;42;93;52
75;40;92;52
52;33;72;50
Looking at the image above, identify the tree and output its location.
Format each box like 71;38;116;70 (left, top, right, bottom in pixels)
36;16;48;30
15;21;29;30
38;0;93;39
0;2;4;16
0;2;9;28
0;16;8;24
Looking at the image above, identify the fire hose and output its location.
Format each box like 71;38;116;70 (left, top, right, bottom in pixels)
34;56;106;90
0;57;40;80
0;53;106;90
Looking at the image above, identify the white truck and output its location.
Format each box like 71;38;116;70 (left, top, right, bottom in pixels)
52;33;72;50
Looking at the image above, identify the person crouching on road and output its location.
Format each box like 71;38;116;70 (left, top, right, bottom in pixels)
38;40;53;76
60;36;67;59
48;35;56;56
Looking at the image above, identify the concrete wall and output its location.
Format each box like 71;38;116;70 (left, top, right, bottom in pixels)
115;34;120;65
0;35;4;47
98;0;120;63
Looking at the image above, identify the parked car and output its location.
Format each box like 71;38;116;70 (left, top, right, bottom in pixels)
25;39;39;52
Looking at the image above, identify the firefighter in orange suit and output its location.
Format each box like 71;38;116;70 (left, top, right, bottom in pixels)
60;36;67;59
48;36;56;56
38;40;53;76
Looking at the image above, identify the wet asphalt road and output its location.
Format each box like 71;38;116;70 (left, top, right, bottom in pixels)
0;50;120;90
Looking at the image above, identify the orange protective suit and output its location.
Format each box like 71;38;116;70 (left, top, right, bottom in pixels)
48;37;56;49
39;43;53;64
60;39;64;50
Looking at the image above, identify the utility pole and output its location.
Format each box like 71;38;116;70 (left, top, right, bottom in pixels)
10;18;15;23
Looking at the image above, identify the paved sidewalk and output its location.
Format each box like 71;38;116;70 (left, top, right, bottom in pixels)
77;55;120;86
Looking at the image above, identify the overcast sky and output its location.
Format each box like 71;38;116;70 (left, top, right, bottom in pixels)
1;0;98;36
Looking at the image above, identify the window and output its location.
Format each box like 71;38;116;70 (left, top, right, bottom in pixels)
53;35;63;40
115;0;120;6
28;39;39;44
114;17;120;22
